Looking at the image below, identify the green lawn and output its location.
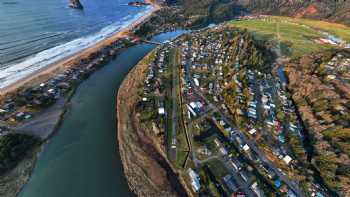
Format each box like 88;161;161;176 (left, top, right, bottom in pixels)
272;16;350;42
229;16;348;58
175;148;189;168
206;158;229;178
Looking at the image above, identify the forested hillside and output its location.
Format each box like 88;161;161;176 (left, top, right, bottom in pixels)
170;0;350;26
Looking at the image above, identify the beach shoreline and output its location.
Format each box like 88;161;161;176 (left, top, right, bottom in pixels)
0;1;160;96
0;3;160;197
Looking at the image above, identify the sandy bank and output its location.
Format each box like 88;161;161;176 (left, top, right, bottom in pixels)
117;47;193;196
117;52;176;196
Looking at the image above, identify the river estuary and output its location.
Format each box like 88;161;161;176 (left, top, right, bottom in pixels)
19;31;185;197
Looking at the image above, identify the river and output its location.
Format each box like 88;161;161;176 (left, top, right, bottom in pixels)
18;31;185;197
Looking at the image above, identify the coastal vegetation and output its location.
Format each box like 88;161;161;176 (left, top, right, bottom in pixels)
135;0;242;37
174;0;350;27
134;7;187;37
0;133;40;175
176;0;240;26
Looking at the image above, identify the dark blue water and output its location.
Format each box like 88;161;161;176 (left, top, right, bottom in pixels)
0;0;151;89
277;65;287;84
0;0;146;65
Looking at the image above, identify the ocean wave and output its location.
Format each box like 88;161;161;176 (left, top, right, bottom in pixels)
0;6;152;90
0;33;63;51
0;41;60;66
0;32;57;46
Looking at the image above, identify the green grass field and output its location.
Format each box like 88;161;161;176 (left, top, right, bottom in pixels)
206;158;229;178
229;16;349;58
273;16;350;42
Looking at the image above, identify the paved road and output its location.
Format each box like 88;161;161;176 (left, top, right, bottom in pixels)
15;98;65;139
182;45;254;196
216;109;304;197
169;48;178;161
183;44;305;197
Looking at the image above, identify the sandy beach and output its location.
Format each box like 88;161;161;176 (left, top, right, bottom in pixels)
0;1;160;96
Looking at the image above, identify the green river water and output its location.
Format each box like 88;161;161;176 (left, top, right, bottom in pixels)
19;31;185;197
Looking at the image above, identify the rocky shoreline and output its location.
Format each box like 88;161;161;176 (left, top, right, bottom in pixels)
117;51;193;197
128;1;150;7
69;0;83;9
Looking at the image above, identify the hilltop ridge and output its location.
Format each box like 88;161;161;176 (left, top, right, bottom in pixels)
169;0;350;26
233;0;350;25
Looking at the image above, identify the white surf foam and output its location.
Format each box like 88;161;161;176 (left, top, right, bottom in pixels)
0;6;152;90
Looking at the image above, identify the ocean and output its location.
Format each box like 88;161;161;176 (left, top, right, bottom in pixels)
0;0;151;89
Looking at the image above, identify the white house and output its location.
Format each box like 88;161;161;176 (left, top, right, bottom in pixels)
283;155;293;165
158;107;165;115
243;144;250;151
188;168;201;192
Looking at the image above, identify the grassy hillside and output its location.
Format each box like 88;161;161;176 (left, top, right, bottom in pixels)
229;16;349;58
272;16;350;42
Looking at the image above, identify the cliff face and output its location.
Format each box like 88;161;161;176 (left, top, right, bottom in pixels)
69;0;83;9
